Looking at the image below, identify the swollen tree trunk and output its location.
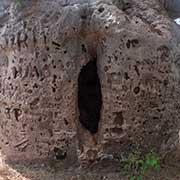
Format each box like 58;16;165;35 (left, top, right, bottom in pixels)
0;0;180;164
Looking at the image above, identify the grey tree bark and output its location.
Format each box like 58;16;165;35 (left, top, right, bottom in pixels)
160;0;180;18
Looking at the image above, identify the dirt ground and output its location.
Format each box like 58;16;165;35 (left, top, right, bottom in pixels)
0;156;180;180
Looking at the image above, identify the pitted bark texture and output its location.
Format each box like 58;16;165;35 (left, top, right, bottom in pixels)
0;0;180;163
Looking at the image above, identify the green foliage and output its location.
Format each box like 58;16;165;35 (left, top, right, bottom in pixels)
16;0;23;6
120;148;160;180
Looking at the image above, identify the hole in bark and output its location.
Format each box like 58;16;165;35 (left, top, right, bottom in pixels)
78;59;102;134
53;147;67;160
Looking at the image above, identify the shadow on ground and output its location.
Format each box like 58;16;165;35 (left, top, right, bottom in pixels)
0;156;180;180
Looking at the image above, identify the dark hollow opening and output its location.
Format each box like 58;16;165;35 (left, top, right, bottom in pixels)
78;59;102;134
53;147;67;160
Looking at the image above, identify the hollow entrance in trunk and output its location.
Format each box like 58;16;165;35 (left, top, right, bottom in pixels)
78;59;102;134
